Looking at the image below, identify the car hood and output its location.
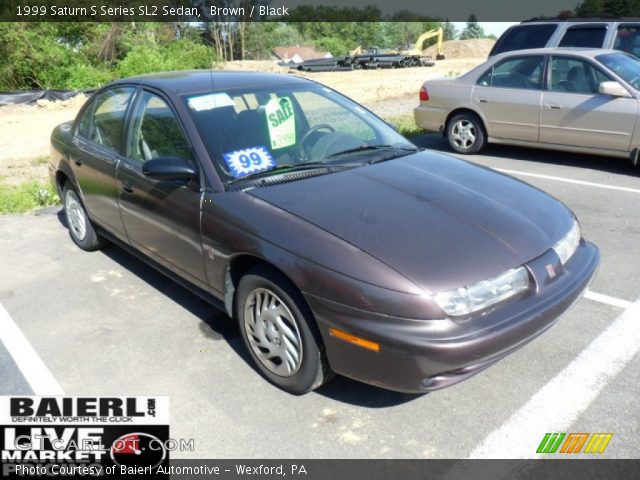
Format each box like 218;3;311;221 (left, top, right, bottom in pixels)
248;151;574;293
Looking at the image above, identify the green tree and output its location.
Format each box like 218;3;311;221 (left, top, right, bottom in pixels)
459;14;486;40
383;22;442;50
0;22;215;90
575;0;605;15
443;20;458;41
116;40;214;78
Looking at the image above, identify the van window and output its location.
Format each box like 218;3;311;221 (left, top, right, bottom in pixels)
559;26;607;48
615;25;640;58
491;24;557;56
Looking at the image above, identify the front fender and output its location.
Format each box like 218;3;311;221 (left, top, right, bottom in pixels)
201;191;442;319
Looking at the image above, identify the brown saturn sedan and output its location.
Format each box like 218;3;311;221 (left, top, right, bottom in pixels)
50;71;599;394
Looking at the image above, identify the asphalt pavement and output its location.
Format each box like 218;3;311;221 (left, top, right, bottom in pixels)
0;135;638;459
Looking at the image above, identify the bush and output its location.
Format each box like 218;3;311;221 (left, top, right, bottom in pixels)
116;40;214;78
60;63;113;90
384;114;423;137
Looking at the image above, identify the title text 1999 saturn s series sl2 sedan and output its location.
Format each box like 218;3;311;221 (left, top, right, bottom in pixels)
50;71;599;394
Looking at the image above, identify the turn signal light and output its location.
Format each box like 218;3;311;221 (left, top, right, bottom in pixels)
419;86;429;101
329;328;380;352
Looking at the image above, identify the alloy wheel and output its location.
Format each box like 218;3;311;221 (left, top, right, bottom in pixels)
64;189;87;241
243;288;304;377
451;119;477;150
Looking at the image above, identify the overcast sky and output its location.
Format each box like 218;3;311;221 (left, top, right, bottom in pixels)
452;22;520;37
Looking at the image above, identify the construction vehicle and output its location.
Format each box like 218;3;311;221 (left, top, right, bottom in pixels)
291;33;444;73
400;27;446;60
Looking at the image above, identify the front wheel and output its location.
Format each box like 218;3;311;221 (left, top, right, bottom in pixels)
447;113;486;154
63;184;108;251
236;266;332;394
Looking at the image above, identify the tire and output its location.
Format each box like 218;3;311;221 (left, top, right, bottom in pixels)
62;183;108;251
447;112;486;154
236;266;332;394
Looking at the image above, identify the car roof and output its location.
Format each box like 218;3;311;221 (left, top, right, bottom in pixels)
110;70;311;95
492;47;623;59
520;18;640;24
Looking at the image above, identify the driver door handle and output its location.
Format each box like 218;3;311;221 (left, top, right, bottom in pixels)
122;181;134;194
546;104;562;110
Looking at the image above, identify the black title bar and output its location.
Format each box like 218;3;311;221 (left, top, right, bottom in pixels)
0;0;629;22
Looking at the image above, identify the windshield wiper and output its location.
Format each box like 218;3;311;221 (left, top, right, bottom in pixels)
327;144;419;159
227;162;357;185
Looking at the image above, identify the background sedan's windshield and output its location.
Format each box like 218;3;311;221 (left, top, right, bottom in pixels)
184;85;413;183
597;52;640;90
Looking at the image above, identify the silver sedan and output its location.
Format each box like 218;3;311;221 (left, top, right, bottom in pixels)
414;47;640;164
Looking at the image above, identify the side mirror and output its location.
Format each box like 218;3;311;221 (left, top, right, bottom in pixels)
599;81;631;97
142;156;196;181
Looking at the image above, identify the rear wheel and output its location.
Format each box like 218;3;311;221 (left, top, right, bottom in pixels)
447;113;486;154
63;184;108;251
236;266;332;394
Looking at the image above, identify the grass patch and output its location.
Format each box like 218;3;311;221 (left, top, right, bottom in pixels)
31;155;50;166
385;114;424;138
0;181;60;214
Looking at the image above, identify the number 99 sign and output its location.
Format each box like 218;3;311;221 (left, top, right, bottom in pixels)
223;146;276;178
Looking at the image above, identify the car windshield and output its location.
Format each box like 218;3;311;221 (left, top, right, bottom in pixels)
596;52;640;90
183;84;415;184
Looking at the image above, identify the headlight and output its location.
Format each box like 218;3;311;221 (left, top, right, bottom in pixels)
552;220;581;266
434;267;530;317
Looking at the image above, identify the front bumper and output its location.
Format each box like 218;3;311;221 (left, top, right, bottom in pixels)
306;241;600;393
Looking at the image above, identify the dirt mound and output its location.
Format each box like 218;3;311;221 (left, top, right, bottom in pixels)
424;38;495;59
0;93;88;115
217;60;288;73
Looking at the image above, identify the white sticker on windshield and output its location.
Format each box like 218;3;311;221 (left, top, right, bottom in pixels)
188;93;235;112
265;97;296;150
223;146;275;178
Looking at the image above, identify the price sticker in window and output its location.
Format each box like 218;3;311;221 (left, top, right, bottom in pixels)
223;146;276;178
265;97;296;150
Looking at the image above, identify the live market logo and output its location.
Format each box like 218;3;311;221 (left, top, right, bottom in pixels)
0;396;170;477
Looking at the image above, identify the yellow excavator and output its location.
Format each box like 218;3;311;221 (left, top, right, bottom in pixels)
400;27;446;60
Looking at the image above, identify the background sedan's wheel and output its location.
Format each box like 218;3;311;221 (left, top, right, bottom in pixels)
447;113;486;154
237;266;332;394
62;184;107;251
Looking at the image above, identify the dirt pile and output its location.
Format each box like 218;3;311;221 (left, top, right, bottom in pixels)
424;38;495;59
217;60;289;73
0;94;89;115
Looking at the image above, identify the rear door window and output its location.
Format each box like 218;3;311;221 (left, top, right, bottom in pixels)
491;25;557;56
77;87;135;153
478;55;545;90
559;25;607;48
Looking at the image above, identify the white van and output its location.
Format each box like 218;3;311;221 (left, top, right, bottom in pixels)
490;21;640;58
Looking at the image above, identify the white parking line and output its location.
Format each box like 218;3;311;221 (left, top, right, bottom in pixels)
495;168;640;195
468;299;640;458
584;290;633;310
0;302;64;395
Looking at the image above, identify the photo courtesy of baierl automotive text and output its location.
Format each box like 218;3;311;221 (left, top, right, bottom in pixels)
0;0;639;477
